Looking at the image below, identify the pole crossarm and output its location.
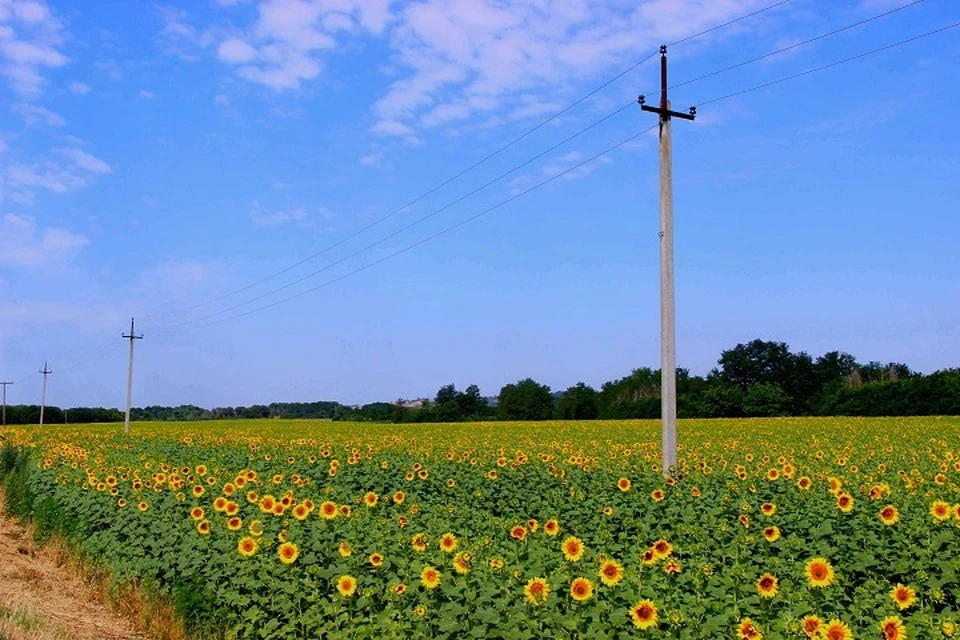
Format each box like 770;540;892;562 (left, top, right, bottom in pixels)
123;318;143;434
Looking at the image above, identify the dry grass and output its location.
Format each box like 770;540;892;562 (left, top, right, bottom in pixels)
0;489;186;640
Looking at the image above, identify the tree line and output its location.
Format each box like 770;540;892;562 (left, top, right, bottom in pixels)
2;339;957;425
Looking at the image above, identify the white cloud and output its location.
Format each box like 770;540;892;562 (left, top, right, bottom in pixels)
137;89;155;100
13;101;64;126
371;0;776;137
0;213;89;267
218;37;257;63
57;147;112;174
68;80;90;95
249;201;311;227
0;0;68;96
360;151;384;167
214;93;230;106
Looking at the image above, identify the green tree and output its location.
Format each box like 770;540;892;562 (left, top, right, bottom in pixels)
742;383;791;417
497;378;554;421
556;382;599;420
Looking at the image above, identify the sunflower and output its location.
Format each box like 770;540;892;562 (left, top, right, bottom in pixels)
805;557;834;588
651;489;665;502
602;506;613;516
652;539;672;560
641;548;657;565
452;552;470;575
890;583;916;610
598;559;624;586
369;553;384;568
190;506;205;521
339;505;352;517
391;583;407;596
760;502;776;516
331;574;356;597
822;619;852;640
766;468;779;481
570;577;593;602
248;519;263;537
797;476;812;490
318;501;337;520
197;519;211;535
629;599;658;630
338;541;352;557
363;492;378;507
880;616;906;640
930;501;951;523
691;487;701;498
278;541;299;565
544;519;560;536
524;577;549;606
617;477;631;492
738;514;750;529
237;536;257;557
737;617;762;639
510;525;527;541
393;491;405;504
756;573;778;598
762;526;781;542
879;505;900;525
227;516;243;531
246;490;258;504
800;615;822;638
191;485;205;498
213;496;228;512
414;605;426;617
527;519;538;532
663;559;682;575
292;504;308;521
836;493;854;513
259;495;276;513
439;533;458;553
489;557;504;570
420;566;441;590
411;534;427;552
562;536;585;562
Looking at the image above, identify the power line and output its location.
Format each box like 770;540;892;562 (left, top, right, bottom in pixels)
160;19;959;333
147;1;930;331
158;125;661;333
137;1;793;324
151;103;638;331
697;21;960;107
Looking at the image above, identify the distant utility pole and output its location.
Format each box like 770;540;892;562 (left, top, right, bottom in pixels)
639;45;695;476
122;318;143;434
1;381;12;426
39;362;52;427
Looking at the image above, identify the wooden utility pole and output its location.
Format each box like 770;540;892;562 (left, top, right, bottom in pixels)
122;318;143;434
1;381;11;426
39;362;51;427
640;45;695;476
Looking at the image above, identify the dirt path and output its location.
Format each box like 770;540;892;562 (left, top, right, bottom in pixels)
0;492;145;640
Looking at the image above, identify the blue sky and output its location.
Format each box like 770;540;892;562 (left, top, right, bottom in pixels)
1;0;958;409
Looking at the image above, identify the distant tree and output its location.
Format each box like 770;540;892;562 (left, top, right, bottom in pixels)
498;378;554;421
457;384;487;419
742;383;791;417
556;382;599;420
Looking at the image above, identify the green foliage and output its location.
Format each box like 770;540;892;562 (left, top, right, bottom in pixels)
497;378;554;420
555;383;599;420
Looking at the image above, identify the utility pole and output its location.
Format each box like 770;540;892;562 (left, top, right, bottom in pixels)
122;318;143;434
1;381;12;426
39;362;52;427
639;45;695;476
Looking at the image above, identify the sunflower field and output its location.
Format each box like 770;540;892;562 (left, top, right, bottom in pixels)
1;416;959;639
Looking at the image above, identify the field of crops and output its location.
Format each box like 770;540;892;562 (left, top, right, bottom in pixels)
1;417;959;639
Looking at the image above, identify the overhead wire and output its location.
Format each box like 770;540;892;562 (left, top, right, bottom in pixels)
159;18;960;333
137;0;794;324
148;0;933;331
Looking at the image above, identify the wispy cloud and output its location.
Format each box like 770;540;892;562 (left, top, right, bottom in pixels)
57;147;112;174
13;102;65;126
68;80;91;95
0;0;69;97
0;213;89;267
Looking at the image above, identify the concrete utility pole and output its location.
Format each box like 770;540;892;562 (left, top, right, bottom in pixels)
640;45;695;476
1;381;12;426
122;318;143;434
39;362;52;427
